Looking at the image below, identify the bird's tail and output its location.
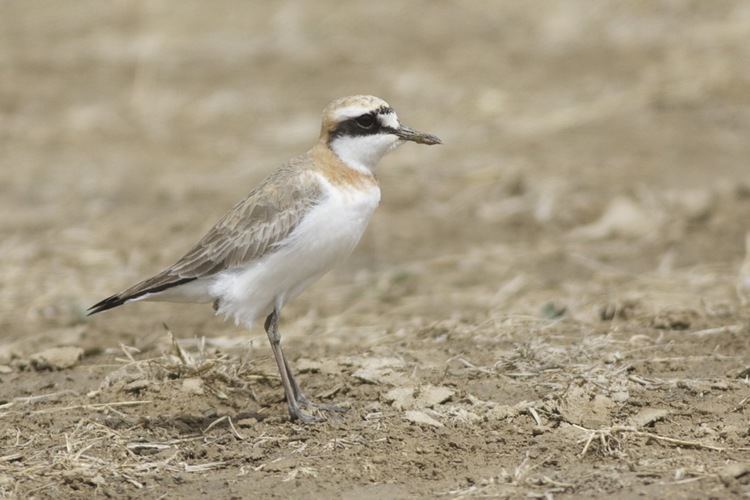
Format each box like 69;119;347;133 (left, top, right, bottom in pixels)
87;276;197;316
87;294;129;316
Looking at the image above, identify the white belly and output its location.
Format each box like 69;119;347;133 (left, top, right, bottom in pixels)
210;174;380;326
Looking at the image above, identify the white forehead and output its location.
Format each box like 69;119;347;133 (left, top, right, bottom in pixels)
332;104;400;125
378;112;400;129
332;105;384;120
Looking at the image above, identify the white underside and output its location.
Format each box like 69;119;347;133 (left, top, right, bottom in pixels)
137;173;381;328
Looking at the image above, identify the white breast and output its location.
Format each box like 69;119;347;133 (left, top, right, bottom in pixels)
210;173;381;326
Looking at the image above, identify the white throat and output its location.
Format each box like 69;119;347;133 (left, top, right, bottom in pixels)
330;134;402;174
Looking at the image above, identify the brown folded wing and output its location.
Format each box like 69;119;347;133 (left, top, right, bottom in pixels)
88;160;323;315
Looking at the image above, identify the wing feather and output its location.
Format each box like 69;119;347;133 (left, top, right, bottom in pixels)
171;164;322;277
88;158;323;315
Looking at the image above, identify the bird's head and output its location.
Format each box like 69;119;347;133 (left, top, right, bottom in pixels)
319;95;441;173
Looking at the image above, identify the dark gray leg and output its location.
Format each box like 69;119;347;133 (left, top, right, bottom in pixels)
263;309;319;423
282;355;306;403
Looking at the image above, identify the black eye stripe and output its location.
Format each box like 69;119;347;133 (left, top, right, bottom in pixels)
329;110;396;142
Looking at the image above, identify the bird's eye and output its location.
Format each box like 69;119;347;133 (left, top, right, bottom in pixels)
355;115;375;129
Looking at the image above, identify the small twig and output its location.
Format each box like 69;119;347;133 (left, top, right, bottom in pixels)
226;416;245;440
0;390;78;410
732;395;749;413
451;357;495;375
628;374;664;387
119;343;140;363
134;451;180;472
23;482;58;495
120;473;144;489
573;423;727;456
0;400;152;418
663;476;708;485
631;354;740;365
203;415;245;440
203;415;228;434
164;323;194;367
627;428;725;451
689;325;743;337
580;430;596;458
528;407;543;426
183;461;227;473
538;476;575;489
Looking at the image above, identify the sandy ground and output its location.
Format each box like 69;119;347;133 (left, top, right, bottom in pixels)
2;1;750;498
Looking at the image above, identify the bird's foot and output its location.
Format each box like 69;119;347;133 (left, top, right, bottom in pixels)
288;403;324;424
286;394;348;423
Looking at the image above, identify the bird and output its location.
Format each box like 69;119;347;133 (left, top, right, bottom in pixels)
88;95;441;422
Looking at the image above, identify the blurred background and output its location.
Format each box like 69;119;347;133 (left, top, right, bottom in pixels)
3;2;750;497
1;0;749;341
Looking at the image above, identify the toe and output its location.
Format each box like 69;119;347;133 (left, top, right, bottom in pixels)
289;405;323;424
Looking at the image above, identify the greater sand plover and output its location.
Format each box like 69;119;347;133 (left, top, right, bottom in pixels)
88;95;441;422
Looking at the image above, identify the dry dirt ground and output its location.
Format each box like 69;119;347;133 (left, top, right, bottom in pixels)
2;2;750;499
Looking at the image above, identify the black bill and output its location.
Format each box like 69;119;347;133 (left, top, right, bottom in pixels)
395;125;442;145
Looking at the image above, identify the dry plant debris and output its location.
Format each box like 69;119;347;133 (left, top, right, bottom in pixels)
4;2;750;498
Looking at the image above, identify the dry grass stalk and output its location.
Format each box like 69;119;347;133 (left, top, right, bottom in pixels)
574;424;729;458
